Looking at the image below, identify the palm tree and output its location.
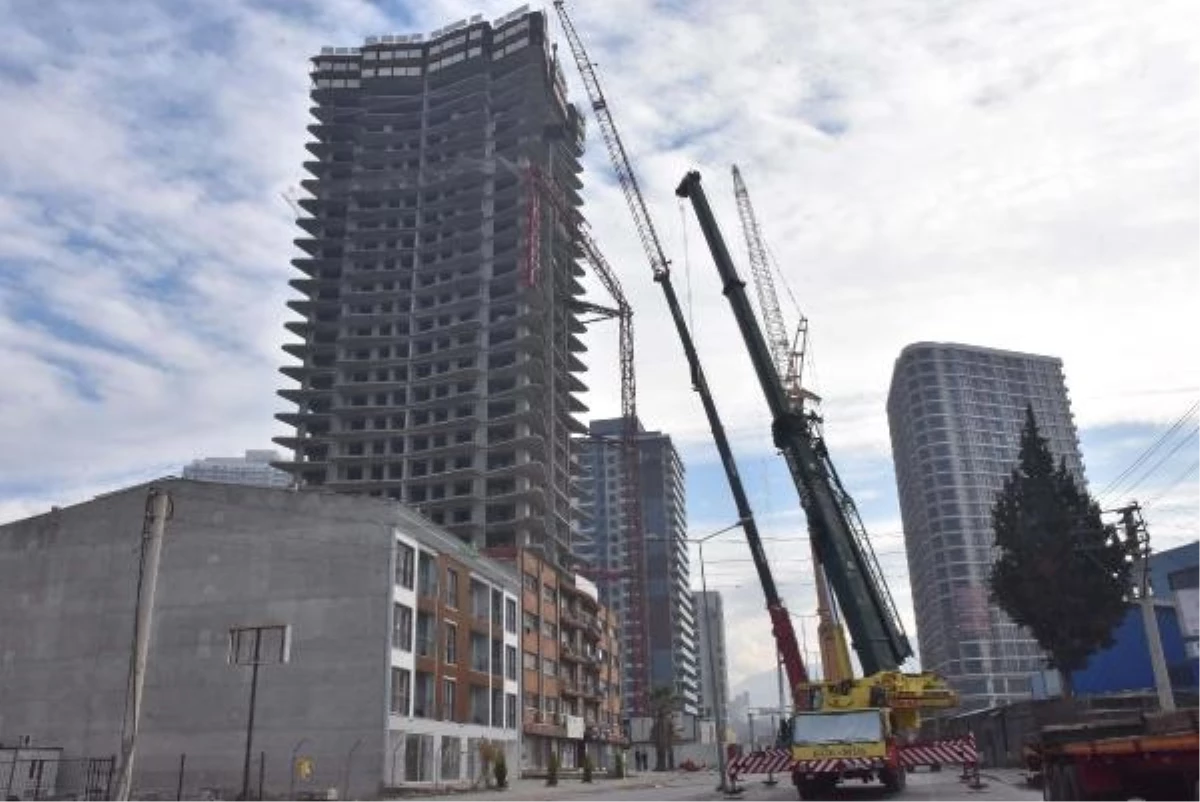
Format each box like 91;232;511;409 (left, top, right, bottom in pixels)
648;686;678;771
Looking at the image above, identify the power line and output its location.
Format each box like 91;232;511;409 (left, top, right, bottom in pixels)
1145;459;1200;508
1098;400;1198;502
1113;423;1198;502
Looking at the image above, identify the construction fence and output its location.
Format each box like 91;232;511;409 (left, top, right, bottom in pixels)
920;690;1197;768
0;754;114;801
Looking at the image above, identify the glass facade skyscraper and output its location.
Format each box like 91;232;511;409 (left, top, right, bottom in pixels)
575;418;698;716
887;342;1085;711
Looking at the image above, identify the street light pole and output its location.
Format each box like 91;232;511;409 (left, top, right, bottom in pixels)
646;521;743;795
692;522;744;794
698;539;731;792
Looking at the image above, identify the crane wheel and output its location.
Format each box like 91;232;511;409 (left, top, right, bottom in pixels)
880;766;907;794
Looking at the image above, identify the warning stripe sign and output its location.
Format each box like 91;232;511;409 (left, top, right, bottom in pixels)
727;735;979;777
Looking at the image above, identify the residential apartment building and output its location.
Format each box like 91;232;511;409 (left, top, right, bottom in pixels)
887;342;1086;711
575;417;698;717
274;7;588;567
693;591;729;722
485;547;624;774
0;479;519;799
182;449;292;488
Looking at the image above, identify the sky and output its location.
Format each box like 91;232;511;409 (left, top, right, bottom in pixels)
0;0;1197;700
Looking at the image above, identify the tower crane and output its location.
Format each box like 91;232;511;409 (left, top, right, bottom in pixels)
520;165;647;709
552;0;811;715
731;165;852;685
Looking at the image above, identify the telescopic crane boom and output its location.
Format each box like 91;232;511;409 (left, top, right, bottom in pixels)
677;171;912;677
552;0;811;699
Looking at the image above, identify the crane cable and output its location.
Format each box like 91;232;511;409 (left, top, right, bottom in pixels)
678;198;696;342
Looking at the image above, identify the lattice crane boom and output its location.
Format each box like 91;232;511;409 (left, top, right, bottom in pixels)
678;170;912;676
732;165;791;383
553;1;671;281
553;2;812;710
574;224;647;715
732;165;812;409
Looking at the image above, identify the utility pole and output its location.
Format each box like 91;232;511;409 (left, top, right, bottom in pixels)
1119;504;1175;712
115;488;171;801
229;625;288;800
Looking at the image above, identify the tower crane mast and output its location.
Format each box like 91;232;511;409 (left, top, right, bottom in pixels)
523;162;649;714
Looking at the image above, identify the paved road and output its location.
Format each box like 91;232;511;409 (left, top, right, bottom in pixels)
695;768;1042;802
420;767;1042;801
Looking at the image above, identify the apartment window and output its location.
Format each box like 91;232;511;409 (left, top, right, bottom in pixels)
445;568;459;608
491;589;504;627
523;611;538;634
522;572;537;592
418;552;438;597
504;598;517;634
416;611;436;658
542;583;556;605
390;667;411;715
505;645;517;681
440;735;462;781
442;678;457;721
393;603;414;652
440;619;459;665
414;671;434;718
542;658;557;676
505;693;517;729
492;688;504;727
541;620;557;640
523;651;538;671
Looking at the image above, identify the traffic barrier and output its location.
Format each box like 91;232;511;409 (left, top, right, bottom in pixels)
727;749;792;776
727;734;979;779
898;735;978;768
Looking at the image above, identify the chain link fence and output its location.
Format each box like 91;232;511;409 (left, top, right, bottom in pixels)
0;756;114;801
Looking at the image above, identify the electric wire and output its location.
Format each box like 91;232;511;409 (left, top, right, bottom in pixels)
1098;400;1198;502
1144;459;1200;508
1111;423;1199;503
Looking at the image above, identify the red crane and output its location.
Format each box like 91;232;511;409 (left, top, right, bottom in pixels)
522;161;649;714
552;1;811;711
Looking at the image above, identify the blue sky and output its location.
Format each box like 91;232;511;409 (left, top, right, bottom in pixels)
0;0;1196;690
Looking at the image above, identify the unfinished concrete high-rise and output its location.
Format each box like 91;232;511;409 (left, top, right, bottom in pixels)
275;8;588;564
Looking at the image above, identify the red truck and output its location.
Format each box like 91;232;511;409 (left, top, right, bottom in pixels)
1036;708;1197;800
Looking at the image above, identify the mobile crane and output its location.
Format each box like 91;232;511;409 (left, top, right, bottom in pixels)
550;0;812;709
677;171;964;798
731;164;854;687
550;3;967;795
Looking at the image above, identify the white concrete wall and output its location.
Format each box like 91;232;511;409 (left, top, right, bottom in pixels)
0;481;537;799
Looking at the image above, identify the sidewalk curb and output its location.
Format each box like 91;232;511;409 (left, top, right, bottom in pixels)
980;771;1034;788
398;771;700;800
